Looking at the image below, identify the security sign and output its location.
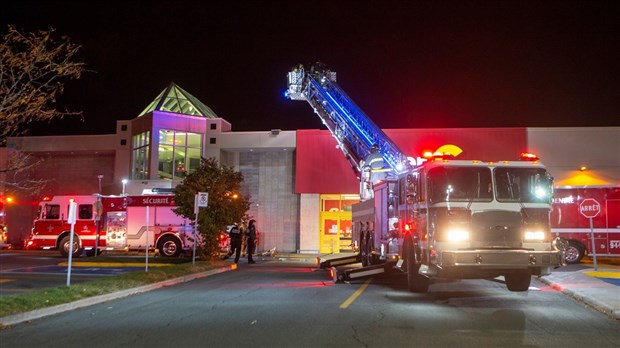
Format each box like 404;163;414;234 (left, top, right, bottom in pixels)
579;198;601;219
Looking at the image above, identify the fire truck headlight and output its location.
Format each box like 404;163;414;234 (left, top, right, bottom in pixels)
446;228;470;241
534;187;549;199
524;231;546;241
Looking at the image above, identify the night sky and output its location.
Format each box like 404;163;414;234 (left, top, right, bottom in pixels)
2;0;619;137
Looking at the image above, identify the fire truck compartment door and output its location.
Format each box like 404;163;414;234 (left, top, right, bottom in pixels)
106;212;127;248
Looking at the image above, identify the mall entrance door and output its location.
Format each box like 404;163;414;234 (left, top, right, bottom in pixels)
319;194;359;254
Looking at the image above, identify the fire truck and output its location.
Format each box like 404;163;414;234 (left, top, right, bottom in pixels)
287;63;565;292
25;194;198;257
551;186;620;263
0;194;8;244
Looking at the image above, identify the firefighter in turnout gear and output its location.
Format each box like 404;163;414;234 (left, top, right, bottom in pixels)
224;222;243;264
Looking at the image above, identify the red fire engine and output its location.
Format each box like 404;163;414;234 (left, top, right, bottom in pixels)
25;194;198;257
551;186;620;263
288;63;564;292
0;194;8;244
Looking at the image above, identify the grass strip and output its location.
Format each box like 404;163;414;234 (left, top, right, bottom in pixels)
0;258;228;318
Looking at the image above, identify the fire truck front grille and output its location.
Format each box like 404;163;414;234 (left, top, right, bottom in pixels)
470;211;522;248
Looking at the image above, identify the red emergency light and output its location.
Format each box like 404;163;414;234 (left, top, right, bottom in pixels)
519;152;539;161
423;151;455;161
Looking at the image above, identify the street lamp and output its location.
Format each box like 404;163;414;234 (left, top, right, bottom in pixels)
122;179;128;195
97;175;103;194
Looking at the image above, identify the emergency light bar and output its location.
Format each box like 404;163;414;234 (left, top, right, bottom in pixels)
520;152;539;161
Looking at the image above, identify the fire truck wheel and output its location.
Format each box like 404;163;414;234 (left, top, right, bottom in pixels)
158;236;181;257
505;270;531;292
564;241;585;264
59;235;82;258
361;232;375;267
360;232;368;267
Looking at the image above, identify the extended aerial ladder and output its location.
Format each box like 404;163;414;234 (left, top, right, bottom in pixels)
287;63;412;201
287;63;409;277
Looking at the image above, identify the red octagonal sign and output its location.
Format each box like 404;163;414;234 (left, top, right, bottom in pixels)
579;198;601;218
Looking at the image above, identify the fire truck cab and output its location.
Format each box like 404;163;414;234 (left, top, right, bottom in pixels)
354;154;565;292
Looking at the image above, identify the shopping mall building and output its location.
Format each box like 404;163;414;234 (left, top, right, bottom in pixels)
2;83;619;253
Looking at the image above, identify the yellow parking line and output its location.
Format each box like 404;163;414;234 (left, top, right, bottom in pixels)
340;279;371;309
584;271;620;279
57;262;173;267
0;278;15;284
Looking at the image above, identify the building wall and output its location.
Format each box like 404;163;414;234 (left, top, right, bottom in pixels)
299;193;320;253
3;124;619;252
527;127;620;186
239;150;299;253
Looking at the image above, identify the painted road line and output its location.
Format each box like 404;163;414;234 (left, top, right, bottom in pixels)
584;271;620;279
0;278;15;283
584;271;620;286
57;262;173;267
340;279;371;309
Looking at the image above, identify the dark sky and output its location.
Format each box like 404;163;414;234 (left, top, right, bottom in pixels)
2;0;619;136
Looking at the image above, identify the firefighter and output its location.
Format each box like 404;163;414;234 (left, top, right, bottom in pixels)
223;223;243;264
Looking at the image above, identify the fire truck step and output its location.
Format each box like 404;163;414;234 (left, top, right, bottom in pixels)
317;253;361;269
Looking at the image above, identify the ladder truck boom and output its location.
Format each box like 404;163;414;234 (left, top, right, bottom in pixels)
287;63;564;293
287;63;411;199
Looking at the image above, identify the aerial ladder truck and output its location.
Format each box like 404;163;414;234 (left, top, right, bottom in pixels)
287;63;565;292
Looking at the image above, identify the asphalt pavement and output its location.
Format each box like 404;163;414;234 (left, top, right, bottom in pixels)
1;253;618;327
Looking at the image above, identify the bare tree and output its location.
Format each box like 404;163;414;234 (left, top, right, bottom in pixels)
0;25;85;193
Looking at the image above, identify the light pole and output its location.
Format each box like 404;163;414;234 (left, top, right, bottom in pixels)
97;175;103;194
95;175;104;257
122;179;128;195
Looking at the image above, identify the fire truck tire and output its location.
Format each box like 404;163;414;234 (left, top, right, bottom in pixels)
505;270;531;292
564;241;585;264
362;232;375;266
158;236;181;257
360;232;369;267
59;235;82;258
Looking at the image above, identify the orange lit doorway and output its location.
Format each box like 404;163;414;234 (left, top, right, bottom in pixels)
319;194;359;253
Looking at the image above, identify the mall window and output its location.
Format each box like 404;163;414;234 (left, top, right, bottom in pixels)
157;130;202;180
131;131;150;180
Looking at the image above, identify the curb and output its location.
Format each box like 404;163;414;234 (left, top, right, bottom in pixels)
0;265;235;327
537;274;620;320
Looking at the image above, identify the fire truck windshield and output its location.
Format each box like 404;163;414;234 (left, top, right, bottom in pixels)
494;167;553;203
428;166;553;204
428;167;493;203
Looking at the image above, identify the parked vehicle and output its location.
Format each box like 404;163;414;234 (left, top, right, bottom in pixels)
25;194;199;257
552;186;620;263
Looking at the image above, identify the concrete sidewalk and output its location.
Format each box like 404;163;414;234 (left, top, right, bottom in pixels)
537;259;620;320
